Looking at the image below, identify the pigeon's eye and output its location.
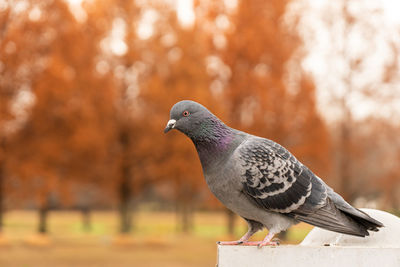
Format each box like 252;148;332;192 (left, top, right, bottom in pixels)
182;110;190;117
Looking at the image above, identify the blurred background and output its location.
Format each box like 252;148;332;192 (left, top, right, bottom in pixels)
1;0;400;266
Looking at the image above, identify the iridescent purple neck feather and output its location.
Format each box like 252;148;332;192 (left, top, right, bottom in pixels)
188;117;240;171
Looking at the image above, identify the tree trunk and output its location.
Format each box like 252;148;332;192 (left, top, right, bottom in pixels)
81;207;91;232
38;205;49;234
337;115;352;201
119;168;132;234
176;183;194;233
226;209;236;235
179;202;193;233
118;127;133;234
0;160;4;233
0;138;5;233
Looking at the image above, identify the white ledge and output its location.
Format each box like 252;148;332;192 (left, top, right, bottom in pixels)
217;209;400;267
217;245;400;267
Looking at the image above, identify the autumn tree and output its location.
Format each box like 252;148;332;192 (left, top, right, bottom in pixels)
198;0;331;234
3;0;118;234
135;3;225;232
0;0;49;232
82;0;152;234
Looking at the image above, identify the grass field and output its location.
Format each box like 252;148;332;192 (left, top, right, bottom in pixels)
0;210;313;267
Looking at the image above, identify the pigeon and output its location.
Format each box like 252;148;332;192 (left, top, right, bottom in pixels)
164;100;383;247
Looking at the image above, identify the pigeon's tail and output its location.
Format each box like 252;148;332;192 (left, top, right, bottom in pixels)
329;190;384;234
340;208;383;232
293;198;383;237
334;201;384;233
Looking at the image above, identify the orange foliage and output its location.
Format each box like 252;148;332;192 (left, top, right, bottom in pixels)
217;0;331;178
0;0;398;217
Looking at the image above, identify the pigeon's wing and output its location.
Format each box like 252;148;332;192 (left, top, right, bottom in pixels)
236;137;371;236
236;137;320;213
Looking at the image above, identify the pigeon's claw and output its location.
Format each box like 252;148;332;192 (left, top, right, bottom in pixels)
217;240;244;246
240;241;262;246
256;231;279;248
257;240;280;248
217;240;280;246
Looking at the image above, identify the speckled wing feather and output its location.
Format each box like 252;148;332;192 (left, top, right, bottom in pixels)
238;137;322;213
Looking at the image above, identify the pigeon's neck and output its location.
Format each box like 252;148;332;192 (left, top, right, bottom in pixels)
189;119;241;171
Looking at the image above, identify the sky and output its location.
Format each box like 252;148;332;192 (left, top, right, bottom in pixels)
292;0;400;121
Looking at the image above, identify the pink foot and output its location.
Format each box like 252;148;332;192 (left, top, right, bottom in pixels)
217;240;279;247
217;231;279;247
240;241;262;246
257;240;280;247
217;240;244;245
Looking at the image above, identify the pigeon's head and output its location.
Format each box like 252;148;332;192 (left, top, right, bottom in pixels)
164;100;218;138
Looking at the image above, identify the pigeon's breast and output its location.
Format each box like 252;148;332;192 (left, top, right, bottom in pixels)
203;157;243;204
203;156;265;219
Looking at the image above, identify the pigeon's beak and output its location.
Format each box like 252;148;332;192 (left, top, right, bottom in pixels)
164;119;176;133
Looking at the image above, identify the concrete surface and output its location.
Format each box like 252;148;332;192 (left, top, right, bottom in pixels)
217;209;400;267
217;245;400;267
